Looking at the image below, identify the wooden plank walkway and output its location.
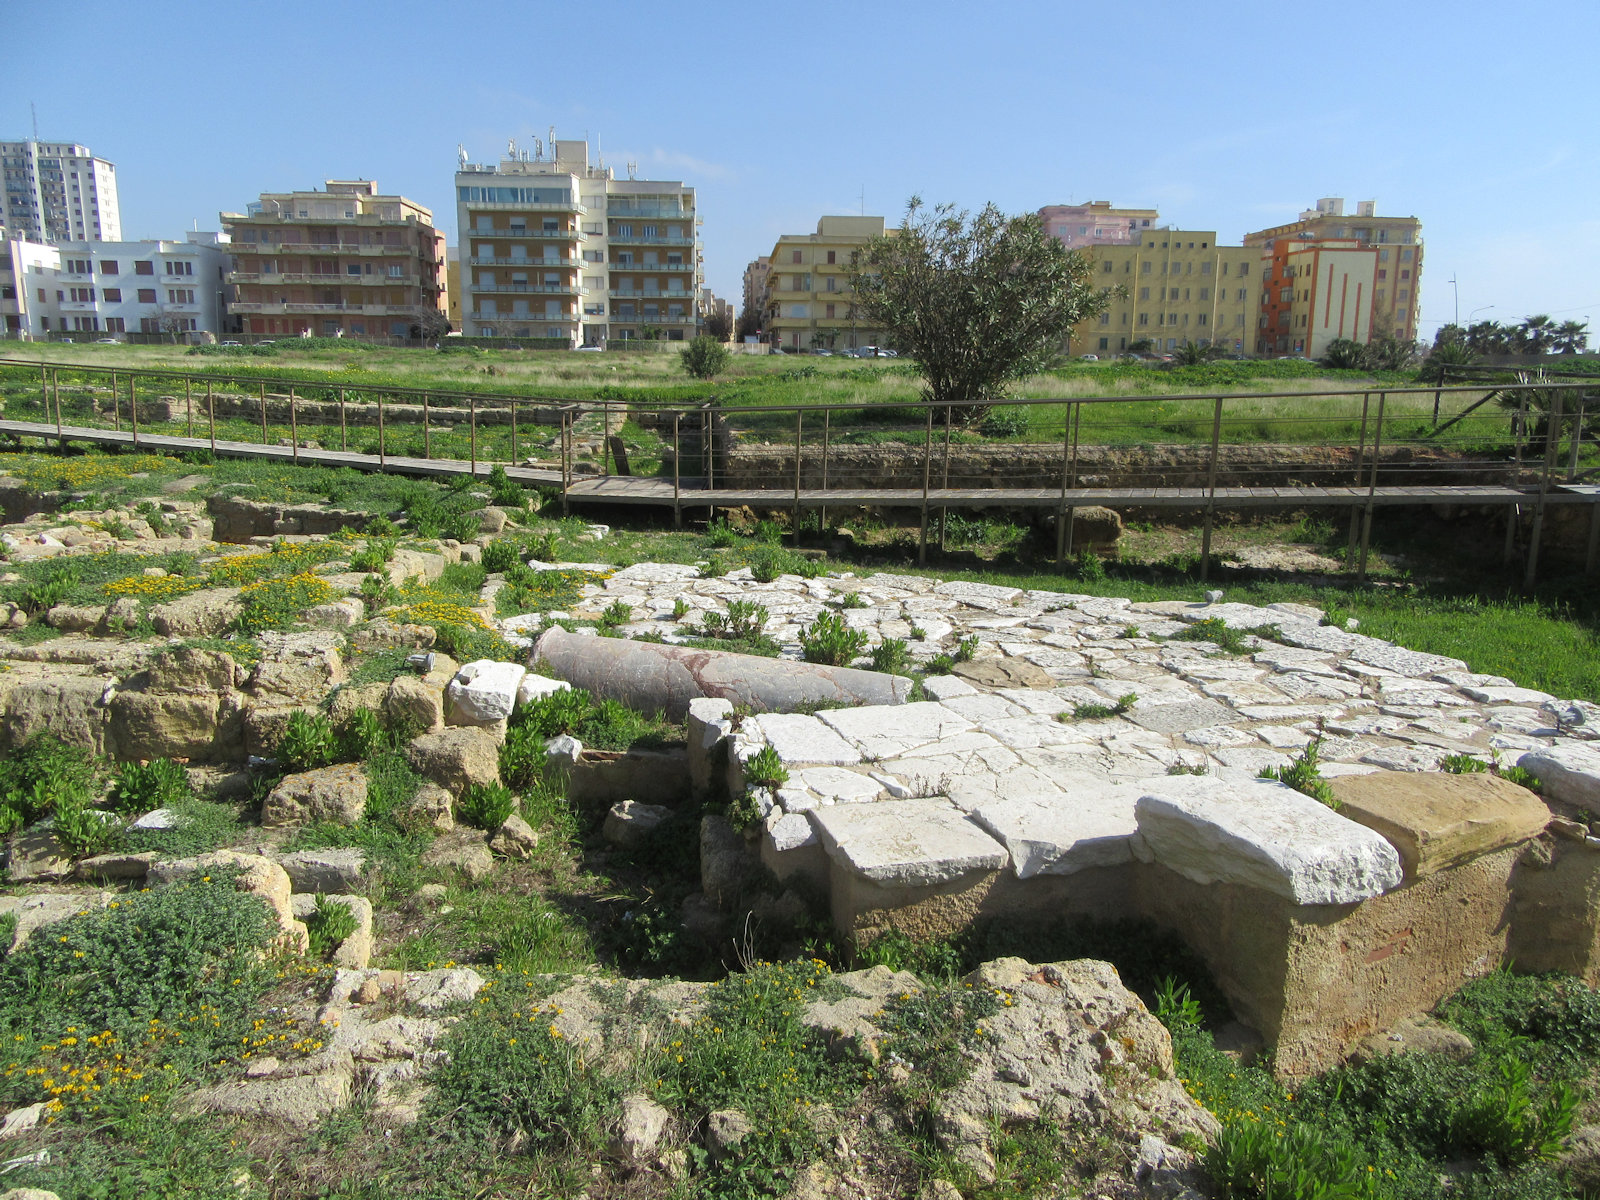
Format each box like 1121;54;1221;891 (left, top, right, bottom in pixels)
3;417;1593;513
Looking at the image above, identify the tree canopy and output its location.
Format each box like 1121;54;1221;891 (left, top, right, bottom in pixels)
849;197;1108;421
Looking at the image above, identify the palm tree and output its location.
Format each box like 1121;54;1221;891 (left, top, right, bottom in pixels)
1465;320;1510;355
1515;314;1556;355
1553;320;1590;355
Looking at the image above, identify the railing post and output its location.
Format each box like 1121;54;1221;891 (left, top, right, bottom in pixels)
1506;394;1528;565
1566;396;1585;482
938;407;953;550
1431;386;1442;429
259;382;268;446
421;391;430;459
48;366;62;444
378;390;386;466
792;410;803;547
1357;391;1387;582
1199;396;1224;581
672;411;682;528
185;378;193;439
561;408;571;518
820;407;831;534
918;405;933;565
507;396;514;467
602;401;611;477
289;386;298;463
111;371;120;432
339;387;348;453
470;394;478;477
1347;391;1370;564
129;376;138;447
207;381;216;453
1524;390;1563;590
1057;405;1071;568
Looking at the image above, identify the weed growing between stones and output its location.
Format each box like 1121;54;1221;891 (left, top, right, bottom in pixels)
305;895;358;961
1062;692;1138;722
871;636;911;673
800;610;869;666
275;709;341;774
0;731;99;834
499;722;547;792
234;571;336;634
744;746;789;791
457;782;516;831
511;685;680;752
1440;752;1491;774
1172;616;1283;655
1259;732;1338;808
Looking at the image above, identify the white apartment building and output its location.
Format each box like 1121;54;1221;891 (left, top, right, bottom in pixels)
455;138;701;347
5;235;230;341
1;141;121;244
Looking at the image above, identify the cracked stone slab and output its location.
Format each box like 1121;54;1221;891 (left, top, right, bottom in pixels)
818;701;976;761
1460;685;1557;706
810;797;1009;887
1346;640;1468;678
1515;744;1600;807
745;713;863;767
970;774;1150;879
1133;775;1404;905
792;766;884;805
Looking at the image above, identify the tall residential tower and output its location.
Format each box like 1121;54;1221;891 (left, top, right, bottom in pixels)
0;140;121;244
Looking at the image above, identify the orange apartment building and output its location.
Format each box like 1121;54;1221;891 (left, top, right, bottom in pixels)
220;180;446;340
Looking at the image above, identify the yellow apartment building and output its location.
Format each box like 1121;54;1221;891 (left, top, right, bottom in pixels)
1072;230;1260;355
221;180;445;341
764;216;894;351
1244;198;1422;351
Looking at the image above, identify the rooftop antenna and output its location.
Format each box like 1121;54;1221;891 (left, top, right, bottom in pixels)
549;125;556;153
532;137;542;160
508;136;517;160
627;160;637;180
457;144;468;169
31;101;39;141
858;185;865;216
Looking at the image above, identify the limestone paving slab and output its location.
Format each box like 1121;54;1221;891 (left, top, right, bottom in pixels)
818;701;976;760
744;713;863;767
810;796;1009;887
1133;775;1405;905
971;775;1150;878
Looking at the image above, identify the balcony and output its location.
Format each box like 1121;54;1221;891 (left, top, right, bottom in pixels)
470;283;586;296
230;272;418;286
608;261;694;272
468;313;578;326
461;200;585;214
610;311;696;323
607;290;692;300
606;234;695;247
606;205;692;219
468;256;579;268
472;227;585;241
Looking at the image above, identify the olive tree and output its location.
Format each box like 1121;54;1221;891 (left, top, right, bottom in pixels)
849;196;1109;422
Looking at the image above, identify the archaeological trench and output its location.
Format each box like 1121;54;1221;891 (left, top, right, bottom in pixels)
2;475;1600;1093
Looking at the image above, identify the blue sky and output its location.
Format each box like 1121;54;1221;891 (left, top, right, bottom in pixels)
7;0;1597;339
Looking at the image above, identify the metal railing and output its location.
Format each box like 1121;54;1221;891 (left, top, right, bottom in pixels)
1;359;1595;585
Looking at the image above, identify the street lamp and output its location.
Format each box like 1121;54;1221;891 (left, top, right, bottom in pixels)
1468;305;1494;326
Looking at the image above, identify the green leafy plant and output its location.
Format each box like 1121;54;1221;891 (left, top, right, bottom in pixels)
870;637;910;673
1499;765;1543;792
744;745;790;791
336;707;388;761
671;595;690;620
700;599;769;642
486;463;525;509
233;572;336;634
275;709;340;774
457;781;516;831
955;634;980;662
800;611;868;666
1439;752;1490;774
357;573;398;615
530;530;561;562
1063;692;1137;721
305;894;358;961
108;757;192;816
480;538;523;573
1450;1057;1579;1167
514;686;594;739
836;589;869;610
1075;550;1108;583
0;732;98;833
1205;1118;1366;1200
925;652;956;674
51;796;122;859
499;722;547;792
1259;734;1337;808
598;599;633;630
348;537;397;574
679;334;731;380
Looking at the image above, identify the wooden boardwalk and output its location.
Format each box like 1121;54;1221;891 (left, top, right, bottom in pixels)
2;417;1594;513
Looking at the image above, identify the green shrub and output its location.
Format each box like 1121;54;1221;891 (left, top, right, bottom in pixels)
870;637;910;673
979;407;1030;438
336;707;387;761
0;732;99;832
679;334;731;380
361;749;425;824
357;573;398;615
51;796;122;859
530;530;561;562
486;464;525;509
305;895;358;961
799;611;868;666
1499;765;1543;792
480;537;523;573
499;722;547;792
1063;692;1137;721
348;537;396;574
599;599;633;629
515;686;594;739
276;709;340;773
457;782;515;831
1205;1119;1366;1200
744;745;789;791
1450;1058;1578;1167
701;599;769;642
1259;734;1337;808
108;757;192;816
1440;752;1490;774
233;572;335;634
924;652;956;674
955;634;980;662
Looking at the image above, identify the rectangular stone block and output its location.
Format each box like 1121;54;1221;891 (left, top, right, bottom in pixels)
810;797;1008;888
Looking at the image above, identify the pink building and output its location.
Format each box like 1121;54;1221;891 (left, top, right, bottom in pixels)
1037;201;1160;250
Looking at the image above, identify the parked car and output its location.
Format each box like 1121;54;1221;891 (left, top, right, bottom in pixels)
1079;353;1099;361
811;348;833;356
576;344;603;352
220;340;243;347
853;345;886;358
95;337;119;344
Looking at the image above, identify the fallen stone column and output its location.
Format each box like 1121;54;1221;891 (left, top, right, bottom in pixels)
529;627;911;721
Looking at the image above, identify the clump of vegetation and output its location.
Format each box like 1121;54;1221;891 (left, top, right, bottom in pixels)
1062;692;1137;721
1174;616;1280;655
700;599;769;642
348;537;396;574
800;611;868;666
870;636;910;673
457;782;516;831
1259;733;1337;808
679;334;731;381
0;732;99;833
107;757;192;815
304;894;358;961
234;571;336;634
744;745;790;791
1439;752;1491;774
275;709;340;774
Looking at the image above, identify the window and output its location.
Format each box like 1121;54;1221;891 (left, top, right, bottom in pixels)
1377;269;1387;280
347;263;362;275
825;303;835;318
1141;262;1151;274
167;288;195;304
104;317;124;332
67;258;91;273
98;260;118;274
1102;260;1113;273
1138;312;1149;326
137;288;157;303
1197;314;1208;325
102;288;121;302
1398;288;1409;300
1099;312;1110;326
1237;264;1250;277
1237;288;1247;302
1200;262;1212;274
1139;287;1149;300
164;260;193;276
826;250;836;264
135;260;154;275
388;264;404;278
791;250;801;263
69;287;95;302
1400;269;1410;280
1098;337;1109;350
825;276;837;292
